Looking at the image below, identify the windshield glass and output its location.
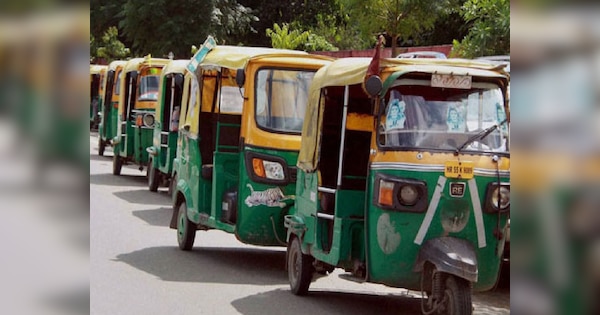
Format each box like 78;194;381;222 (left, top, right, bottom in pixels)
378;79;508;153
138;75;159;101
255;69;315;134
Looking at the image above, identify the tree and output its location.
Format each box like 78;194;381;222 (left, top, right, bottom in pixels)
451;0;509;58
343;0;447;56
95;27;131;62
266;23;310;50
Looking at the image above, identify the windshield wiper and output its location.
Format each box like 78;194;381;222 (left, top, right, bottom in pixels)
455;119;508;154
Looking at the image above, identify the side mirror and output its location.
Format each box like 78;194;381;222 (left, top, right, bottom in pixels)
235;69;245;88
364;75;382;97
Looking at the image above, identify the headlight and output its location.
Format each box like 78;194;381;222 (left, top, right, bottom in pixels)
486;183;510;212
143;113;155;127
252;158;285;180
373;174;427;212
399;185;419;206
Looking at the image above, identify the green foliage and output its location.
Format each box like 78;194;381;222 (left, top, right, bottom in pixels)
303;34;339;52
343;0;447;54
95;27;130;62
304;10;368;50
266;23;310;50
212;0;259;44
451;0;509;58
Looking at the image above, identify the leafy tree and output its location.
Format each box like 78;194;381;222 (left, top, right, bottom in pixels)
91;0;128;49
343;0;447;55
303;10;368;50
266;23;310;50
303;33;338;52
96;27;131;62
212;0;259;45
451;0;509;58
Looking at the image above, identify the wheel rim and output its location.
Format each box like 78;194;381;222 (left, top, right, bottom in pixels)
289;243;300;285
177;209;186;243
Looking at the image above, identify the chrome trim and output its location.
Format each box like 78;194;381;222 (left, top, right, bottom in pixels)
160;131;169;135
316;213;334;220
370;162;509;177
318;187;336;194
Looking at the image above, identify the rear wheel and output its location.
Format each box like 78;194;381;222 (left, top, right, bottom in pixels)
98;137;105;156
177;202;196;251
287;236;314;295
112;153;122;175
168;173;177;198
442;275;472;315
147;158;160;192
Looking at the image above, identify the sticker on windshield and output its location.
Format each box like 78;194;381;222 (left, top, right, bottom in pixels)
385;99;406;130
446;104;465;132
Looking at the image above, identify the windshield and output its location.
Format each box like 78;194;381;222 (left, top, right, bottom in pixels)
255;69;315;134
138;75;159;101
378;79;508;153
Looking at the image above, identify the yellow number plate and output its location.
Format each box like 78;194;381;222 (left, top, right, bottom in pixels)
444;161;474;179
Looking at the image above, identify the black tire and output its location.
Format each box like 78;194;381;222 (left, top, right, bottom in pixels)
168;173;177;198
288;236;313;295
177;202;196;251
112;153;122;175
147;159;160;192
98;137;105;156
442;275;472;315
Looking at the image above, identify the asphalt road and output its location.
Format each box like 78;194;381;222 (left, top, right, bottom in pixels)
89;132;509;315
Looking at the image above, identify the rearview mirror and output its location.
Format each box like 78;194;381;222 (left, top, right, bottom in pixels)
364;75;382;97
235;69;245;88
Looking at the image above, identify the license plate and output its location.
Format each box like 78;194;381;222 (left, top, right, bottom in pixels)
431;74;472;89
444;161;474;179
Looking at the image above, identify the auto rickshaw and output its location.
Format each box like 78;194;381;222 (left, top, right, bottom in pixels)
146;59;191;192
112;56;169;175
90;64;107;129
170;39;333;250
97;60;127;156
284;56;510;314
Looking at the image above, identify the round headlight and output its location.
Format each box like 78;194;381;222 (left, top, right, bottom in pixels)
143;113;155;127
399;184;419;206
491;186;510;210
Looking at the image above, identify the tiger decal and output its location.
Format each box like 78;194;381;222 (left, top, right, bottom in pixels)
244;184;293;208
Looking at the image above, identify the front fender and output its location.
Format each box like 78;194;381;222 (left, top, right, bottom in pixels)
169;178;193;229
414;237;478;283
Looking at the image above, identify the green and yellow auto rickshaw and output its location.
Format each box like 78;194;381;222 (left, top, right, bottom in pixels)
285;57;510;314
90;64;107;129
146;59;191;191
112;56;169;175
170;39;333;250
97;60;127;156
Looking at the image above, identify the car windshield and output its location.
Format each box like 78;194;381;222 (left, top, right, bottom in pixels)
255;69;315;134
138;75;159;101
378;79;508;153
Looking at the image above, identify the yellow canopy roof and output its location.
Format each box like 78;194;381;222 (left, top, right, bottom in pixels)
107;60;127;71
298;57;509;172
90;64;107;75
161;59;190;76
198;45;308;70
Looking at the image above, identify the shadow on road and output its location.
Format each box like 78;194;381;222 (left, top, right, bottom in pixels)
113;189;171;206
89;154;113;162
115;246;287;285
231;288;422;315
90;173;147;187
132;207;172;227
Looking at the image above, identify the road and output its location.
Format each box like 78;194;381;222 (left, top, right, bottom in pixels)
89;132;509;315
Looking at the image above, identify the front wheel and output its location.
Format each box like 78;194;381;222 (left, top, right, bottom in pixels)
287;236;314;295
112;153;122;175
147;158;160;192
177;202;196;251
442;275;472;315
98;137;105;156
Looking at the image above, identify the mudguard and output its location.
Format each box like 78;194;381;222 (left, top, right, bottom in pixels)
284;214;306;242
413;236;478;283
168;178;193;229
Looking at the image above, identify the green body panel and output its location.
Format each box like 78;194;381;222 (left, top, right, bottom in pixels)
151;121;179;176
364;169;508;292
235;147;298;246
294;170;366;269
118;110;154;165
99;101;118;143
